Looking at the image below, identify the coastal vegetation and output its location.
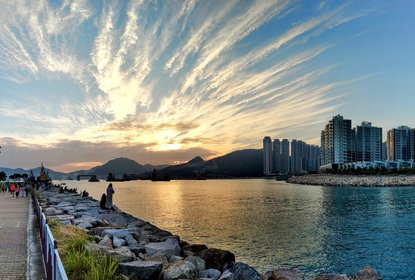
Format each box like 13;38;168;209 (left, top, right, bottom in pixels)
48;219;121;280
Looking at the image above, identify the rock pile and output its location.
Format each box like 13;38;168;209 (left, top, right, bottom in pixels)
38;189;383;280
288;174;415;187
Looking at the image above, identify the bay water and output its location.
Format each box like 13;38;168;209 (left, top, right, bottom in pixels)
58;179;415;279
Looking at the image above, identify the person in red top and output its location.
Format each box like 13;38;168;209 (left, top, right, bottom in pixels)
9;184;16;198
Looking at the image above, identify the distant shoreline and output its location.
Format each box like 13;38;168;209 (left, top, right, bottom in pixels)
287;174;415;187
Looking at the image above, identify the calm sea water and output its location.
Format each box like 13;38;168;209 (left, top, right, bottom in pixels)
58;179;415;279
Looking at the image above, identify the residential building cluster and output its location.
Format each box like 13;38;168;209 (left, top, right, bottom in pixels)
321;115;415;170
263;137;320;175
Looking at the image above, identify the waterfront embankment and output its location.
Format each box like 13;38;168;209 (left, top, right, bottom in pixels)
38;187;383;280
287;174;415;187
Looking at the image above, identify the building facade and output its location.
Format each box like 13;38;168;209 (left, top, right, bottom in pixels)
387;126;414;161
321;115;353;166
281;139;290;174
273;139;281;173
263;137;320;175
263;136;273;175
355;121;382;162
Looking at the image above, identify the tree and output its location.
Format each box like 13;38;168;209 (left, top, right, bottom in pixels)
0;171;6;181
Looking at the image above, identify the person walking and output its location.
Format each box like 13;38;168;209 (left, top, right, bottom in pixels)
10;184;16;198
15;184;20;198
105;183;115;212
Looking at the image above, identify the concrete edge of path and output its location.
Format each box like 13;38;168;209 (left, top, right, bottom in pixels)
27;195;46;280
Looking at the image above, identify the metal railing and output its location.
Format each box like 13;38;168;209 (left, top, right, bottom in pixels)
33;194;68;280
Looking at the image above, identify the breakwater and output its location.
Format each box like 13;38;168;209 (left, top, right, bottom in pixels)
38;187;383;280
287;174;415;187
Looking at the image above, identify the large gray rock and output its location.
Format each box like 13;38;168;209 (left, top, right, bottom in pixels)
262;268;304;280
119;260;163;280
162;260;197;280
73;215;100;226
77;222;93;229
113;235;127;248
198;248;235;271
313;274;351;280
107;246;136;263
125;234;139;246
98;213;129;228
145;238;181;258
98;235;113;249
89;226;113;236
101;229;130;239
185;255;206;272
183;244;208;257
199;269;222;280
354;267;382;280
220;262;261;280
128;219;148;228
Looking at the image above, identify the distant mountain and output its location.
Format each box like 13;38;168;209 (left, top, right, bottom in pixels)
149;149;263;179
0;166;67;180
74;157;167;179
0;150;263;181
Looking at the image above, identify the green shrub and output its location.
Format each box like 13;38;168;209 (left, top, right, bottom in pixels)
49;224;121;280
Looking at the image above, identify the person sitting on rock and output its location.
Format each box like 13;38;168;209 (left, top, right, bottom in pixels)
99;193;107;210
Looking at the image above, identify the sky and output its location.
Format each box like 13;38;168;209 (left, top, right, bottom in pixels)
0;0;414;172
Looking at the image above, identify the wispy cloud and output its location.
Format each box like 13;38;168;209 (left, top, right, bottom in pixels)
0;0;379;169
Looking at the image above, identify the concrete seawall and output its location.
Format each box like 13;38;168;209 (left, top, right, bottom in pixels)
39;187;383;280
287;174;415;187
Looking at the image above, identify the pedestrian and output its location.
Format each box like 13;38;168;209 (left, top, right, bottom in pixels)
99;193;107;210
105;183;115;212
15;184;20;198
25;184;30;197
1;183;4;196
9;184;16;198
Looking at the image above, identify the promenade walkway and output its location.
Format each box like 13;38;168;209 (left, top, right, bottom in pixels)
0;192;45;280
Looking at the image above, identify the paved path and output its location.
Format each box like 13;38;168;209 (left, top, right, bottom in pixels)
0;194;29;279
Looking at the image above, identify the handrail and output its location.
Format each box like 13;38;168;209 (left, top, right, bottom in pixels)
33;194;68;280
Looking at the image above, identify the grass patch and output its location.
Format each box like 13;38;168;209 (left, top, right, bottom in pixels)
50;223;121;280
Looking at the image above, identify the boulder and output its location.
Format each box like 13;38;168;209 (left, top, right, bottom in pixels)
74;215;100;226
113;236;127;248
221;262;261;280
77;222;93;229
199;269;221;280
128;219;148;228
185;255;206;272
97;213;129;228
98;235;113;249
313;274;351;280
107;246;136;263
162;260;197;280
354;267;382;280
183;244;208;257
169;256;183;263
118;260;163;280
125;234;139;246
198;248;235;271
101;229;130;239
145;255;169;269
145;238;181;258
89;226;113;236
129;245;146;257
262;268;304;280
218;270;233;280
